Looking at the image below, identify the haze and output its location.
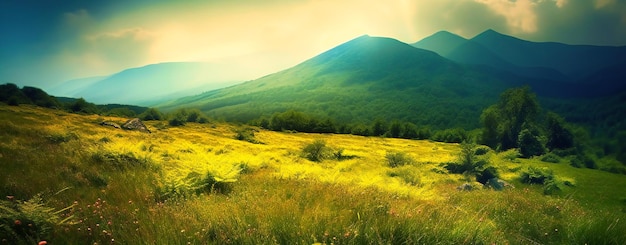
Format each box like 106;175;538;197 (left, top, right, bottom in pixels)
2;0;625;90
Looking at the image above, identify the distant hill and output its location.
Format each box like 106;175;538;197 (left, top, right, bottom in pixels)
471;30;626;80
47;75;107;97
411;31;468;57
414;29;626;83
55;62;246;106
159;35;541;129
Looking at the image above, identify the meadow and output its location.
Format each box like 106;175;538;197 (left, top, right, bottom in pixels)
1;104;625;244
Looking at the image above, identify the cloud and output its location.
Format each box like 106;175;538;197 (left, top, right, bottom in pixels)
474;0;539;33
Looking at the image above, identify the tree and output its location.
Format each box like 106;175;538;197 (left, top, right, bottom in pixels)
21;86;58;108
518;128;545;158
401;122;419;139
388;120;403;138
545;112;574;150
371;119;388;136
169;109;189;126
480;86;541;150
480;105;500;149
69;98;98;114
140;108;164;121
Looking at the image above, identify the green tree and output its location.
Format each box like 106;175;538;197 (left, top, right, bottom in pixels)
69;98;98;114
545;112;574;150
140;108;164;121
518;128;545;158
169;109;189;126
21;86;58;108
480;86;541;150
371;118;388;136
388;120;403;138
401;122;419;139
480;105;500;149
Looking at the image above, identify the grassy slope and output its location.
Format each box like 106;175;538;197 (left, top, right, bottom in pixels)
1;105;625;244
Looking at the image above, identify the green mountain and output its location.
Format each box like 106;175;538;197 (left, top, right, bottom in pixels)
470;29;626;80
411;30;468;57
160;35;535;129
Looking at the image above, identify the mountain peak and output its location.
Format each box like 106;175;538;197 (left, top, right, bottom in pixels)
412;30;467;56
472;29;523;43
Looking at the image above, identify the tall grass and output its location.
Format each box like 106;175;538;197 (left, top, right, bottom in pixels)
1;105;625;244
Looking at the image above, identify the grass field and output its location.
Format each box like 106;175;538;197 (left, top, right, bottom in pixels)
1;104;625;244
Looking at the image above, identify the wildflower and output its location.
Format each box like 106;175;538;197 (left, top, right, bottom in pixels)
14;220;21;226
38;241;47;245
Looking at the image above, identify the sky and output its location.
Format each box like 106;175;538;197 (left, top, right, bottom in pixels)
1;0;626;90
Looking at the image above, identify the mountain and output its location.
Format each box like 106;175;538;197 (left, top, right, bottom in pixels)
411;31;468;57
64;62;246;106
47;75;108;97
159;35;538;128
470;29;626;80
413;29;626;83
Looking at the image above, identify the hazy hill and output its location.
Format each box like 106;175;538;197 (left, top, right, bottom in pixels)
470;29;626;80
47;75;107;97
413;29;626;84
62;62;245;106
160;35;534;128
411;31;468;57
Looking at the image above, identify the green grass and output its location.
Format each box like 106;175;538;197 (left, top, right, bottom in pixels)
1;105;625;244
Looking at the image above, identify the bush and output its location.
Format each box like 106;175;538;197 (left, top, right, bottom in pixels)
140;108;163;121
540;153;561;163
551;147;577;157
474;145;491;156
301;139;332;162
570;154;597;169
385;151;414;168
518;128;545;158
234;127;261;144
475;166;498;184
0;194;73;243
520;166;554;185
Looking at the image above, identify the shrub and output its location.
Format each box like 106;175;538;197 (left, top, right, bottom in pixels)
540;153;561;163
140;108;163;121
301;139;331;162
234;127;261;144
445;142;489;177
474;145;491;156
502;149;520;162
168;115;186;126
518;128;545;158
385;151;414;168
475;166;498;184
570;154;597;169
520;166;554;185
551;147;577;157
0;194;73;243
